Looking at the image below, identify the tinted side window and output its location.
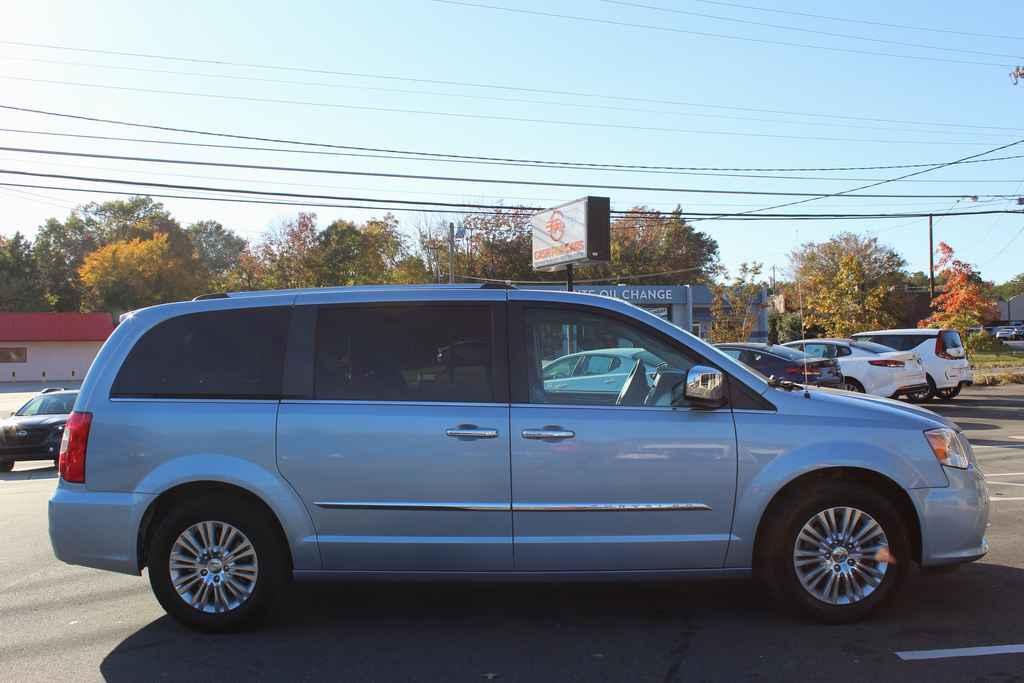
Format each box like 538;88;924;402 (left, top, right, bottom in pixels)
580;355;621;376
112;307;290;398
803;343;832;359
315;305;496;403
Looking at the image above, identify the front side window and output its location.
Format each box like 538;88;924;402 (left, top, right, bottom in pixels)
111;307;290;399
315;305;496;403
524;307;697;407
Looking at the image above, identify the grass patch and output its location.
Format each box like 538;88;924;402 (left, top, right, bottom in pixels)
969;351;1024;370
974;371;1024;386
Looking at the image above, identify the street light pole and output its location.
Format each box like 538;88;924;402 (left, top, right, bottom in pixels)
448;222;455;284
928;214;935;300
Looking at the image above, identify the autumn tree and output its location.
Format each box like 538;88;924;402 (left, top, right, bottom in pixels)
78;233;205;313
920;242;998;334
598;207;721;283
709;263;766;342
0;232;46;311
789;233;907;337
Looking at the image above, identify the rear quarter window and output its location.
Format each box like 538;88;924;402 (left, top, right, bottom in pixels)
941;330;963;349
111;307;291;399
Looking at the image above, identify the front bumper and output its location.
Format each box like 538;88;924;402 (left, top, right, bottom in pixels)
0;445;60;461
912;465;990;567
49;483;154;575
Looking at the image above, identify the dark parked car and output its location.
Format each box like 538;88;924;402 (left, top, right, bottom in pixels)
0;390;78;471
716;343;843;388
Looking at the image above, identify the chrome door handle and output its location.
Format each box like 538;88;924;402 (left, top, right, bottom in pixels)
522;429;576;440
446;427;499;439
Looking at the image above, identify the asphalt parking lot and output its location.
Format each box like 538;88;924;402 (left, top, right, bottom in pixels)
1;384;1023;682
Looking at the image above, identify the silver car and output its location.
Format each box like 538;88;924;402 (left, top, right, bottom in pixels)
49;285;989;631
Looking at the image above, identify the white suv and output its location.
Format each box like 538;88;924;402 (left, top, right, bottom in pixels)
851;329;973;401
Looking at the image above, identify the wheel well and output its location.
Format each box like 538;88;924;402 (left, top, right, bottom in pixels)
137;481;293;573
752;467;922;572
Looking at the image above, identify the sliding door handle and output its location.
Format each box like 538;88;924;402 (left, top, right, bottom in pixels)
446;427;499;439
522;429;575;440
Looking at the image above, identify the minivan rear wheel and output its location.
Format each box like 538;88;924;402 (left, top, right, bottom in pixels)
761;481;910;624
147;495;287;632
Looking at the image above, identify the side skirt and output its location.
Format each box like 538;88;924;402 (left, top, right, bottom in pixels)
292;568;752;583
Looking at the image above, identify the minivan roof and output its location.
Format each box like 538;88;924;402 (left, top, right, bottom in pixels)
214;283;514;299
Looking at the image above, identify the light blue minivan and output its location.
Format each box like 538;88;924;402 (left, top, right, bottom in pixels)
49;285;989;631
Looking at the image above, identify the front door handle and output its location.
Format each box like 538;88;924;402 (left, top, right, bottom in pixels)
446;427;499;439
522;429;576;440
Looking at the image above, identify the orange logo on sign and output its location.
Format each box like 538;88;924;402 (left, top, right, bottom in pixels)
545;210;565;242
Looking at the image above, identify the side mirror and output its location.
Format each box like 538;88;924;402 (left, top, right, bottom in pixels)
682;365;727;409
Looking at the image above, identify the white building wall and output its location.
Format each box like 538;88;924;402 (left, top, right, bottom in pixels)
0;341;104;382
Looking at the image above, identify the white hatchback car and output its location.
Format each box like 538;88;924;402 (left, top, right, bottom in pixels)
851;329;973;401
783;339;928;399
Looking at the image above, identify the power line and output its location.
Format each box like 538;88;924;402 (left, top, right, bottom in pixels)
693;136;1024;221
598;0;1024;60
6;104;1024;173
3;147;1019;200
689;0;1024;42
456;265;709;284
430;0;1013;67
1;179;1021;221
6;56;1018;140
7;126;1024;185
1;76;1002;147
1;42;1018;131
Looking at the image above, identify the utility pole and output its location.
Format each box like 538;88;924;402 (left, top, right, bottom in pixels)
928;214;935;300
448;222;455;284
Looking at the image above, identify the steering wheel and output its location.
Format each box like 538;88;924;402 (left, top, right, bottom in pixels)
616;359;649;406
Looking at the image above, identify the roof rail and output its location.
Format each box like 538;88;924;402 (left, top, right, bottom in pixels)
480;281;517;290
192;292;230;301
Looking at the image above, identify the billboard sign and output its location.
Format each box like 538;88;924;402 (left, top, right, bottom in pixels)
531;196;611;271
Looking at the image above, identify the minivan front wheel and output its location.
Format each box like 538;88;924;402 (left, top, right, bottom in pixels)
147;496;287;632
762;482;910;623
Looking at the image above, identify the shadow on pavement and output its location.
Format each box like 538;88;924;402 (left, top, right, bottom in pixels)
99;562;1024;682
0;465;58;482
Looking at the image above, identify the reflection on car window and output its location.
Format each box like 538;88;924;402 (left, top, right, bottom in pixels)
525;307;697;407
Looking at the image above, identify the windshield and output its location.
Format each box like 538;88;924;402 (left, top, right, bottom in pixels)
851;341;896;354
16;393;77;416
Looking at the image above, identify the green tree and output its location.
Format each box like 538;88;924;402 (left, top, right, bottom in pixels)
993;272;1024;301
186;220;247;279
709;263;765;342
0;232;46;311
31;214;98;311
789;233;907;337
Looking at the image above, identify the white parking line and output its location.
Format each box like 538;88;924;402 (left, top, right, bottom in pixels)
986;481;1024;487
984;472;1024;477
896;644;1024;661
989;497;1024;502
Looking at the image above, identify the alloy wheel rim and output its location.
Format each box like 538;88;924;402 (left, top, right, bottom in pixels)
792;507;890;606
170;520;258;613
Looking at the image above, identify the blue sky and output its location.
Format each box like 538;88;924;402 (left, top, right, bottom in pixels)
2;0;1023;283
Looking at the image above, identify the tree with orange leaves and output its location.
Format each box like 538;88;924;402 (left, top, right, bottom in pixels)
919;242;998;334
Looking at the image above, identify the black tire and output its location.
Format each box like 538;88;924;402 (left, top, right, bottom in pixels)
147;495;288;632
52;458;59;469
842;377;865;393
760;480;911;624
0;459;13;472
936;385;961;401
906;375;936;404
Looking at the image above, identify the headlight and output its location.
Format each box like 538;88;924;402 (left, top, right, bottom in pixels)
924;427;970;469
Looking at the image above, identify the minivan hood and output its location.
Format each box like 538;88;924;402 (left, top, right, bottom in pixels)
776;385;958;431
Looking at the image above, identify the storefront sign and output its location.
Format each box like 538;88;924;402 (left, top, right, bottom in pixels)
573;285;688;304
531;196;611;270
